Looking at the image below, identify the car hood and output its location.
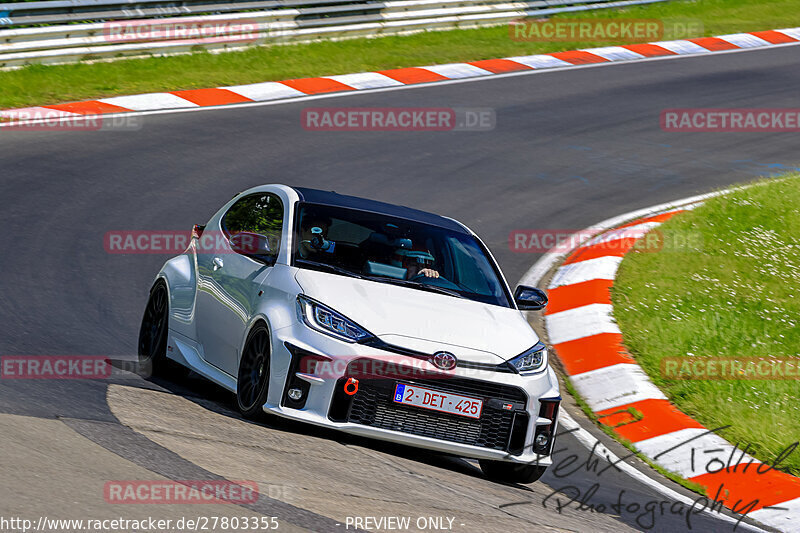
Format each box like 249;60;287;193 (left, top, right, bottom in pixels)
294;269;539;363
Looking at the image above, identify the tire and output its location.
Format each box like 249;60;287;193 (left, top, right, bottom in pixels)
479;459;547;484
236;323;271;419
138;280;169;376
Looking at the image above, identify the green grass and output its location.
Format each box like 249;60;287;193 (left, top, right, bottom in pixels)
2;0;800;109
613;175;800;477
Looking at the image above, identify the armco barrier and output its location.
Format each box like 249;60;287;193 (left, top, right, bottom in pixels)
0;0;670;68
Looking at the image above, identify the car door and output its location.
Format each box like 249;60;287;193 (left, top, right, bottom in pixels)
195;192;284;376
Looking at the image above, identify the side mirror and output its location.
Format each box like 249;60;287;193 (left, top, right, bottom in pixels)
230;232;275;262
514;285;548;311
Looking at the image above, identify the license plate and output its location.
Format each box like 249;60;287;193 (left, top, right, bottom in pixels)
393;383;483;419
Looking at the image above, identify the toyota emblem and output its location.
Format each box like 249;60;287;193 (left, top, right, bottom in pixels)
431;351;457;371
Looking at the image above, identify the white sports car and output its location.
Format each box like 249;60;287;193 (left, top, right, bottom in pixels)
139;184;560;483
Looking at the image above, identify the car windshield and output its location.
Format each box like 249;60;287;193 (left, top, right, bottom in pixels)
292;203;512;307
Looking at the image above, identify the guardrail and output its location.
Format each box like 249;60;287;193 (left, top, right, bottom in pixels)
0;0;669;68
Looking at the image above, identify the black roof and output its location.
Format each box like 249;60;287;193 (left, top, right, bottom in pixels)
292;187;469;234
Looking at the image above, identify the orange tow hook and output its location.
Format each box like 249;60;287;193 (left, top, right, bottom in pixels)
344;377;359;396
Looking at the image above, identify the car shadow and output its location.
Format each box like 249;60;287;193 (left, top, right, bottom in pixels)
110;357;494;486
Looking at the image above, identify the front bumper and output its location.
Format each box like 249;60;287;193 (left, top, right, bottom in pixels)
264;320;561;465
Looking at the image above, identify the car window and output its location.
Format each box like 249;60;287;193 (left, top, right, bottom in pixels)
292;203;511;307
446;237;498;296
223;193;283;256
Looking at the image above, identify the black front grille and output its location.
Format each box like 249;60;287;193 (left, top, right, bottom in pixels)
329;362;529;454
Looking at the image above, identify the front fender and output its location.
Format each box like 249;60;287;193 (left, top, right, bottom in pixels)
238;264;303;355
235;264;303;397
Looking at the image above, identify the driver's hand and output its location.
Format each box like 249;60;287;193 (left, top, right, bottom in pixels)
418;268;440;278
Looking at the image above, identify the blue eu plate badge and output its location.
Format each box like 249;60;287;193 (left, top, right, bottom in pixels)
394;383;405;402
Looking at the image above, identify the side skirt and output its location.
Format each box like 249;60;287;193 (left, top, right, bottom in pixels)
167;330;237;392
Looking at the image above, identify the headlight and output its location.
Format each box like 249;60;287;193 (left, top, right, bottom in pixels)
508;342;547;374
296;295;373;343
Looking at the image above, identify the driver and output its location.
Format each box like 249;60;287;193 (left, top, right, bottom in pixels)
393;246;440;279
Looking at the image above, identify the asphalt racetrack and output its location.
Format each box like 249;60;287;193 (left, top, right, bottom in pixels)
1;43;799;533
